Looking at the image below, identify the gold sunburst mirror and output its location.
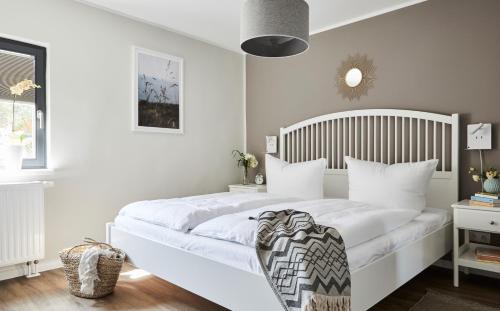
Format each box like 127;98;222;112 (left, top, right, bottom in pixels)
336;54;375;101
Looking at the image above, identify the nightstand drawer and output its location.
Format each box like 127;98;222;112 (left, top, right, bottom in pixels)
455;209;500;232
228;184;267;193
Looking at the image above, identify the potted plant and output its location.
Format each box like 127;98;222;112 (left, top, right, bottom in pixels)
469;167;500;194
232;150;258;185
2;131;28;170
1;79;40;170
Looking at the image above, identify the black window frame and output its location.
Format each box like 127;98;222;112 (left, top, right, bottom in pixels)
0;37;47;169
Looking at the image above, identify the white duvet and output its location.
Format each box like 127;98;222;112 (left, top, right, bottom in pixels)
118;192;299;232
191;199;420;249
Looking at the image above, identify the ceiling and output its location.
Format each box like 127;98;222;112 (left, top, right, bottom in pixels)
77;0;426;53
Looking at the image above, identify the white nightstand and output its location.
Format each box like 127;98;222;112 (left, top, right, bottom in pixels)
228;184;267;193
452;200;500;287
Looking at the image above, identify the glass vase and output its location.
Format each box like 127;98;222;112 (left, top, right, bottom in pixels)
242;167;249;185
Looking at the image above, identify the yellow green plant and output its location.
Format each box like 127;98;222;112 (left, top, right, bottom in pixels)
8;79;40;140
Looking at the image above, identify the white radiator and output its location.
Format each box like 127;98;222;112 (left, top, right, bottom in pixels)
0;182;45;274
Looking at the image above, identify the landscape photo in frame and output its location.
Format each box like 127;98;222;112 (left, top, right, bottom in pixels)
133;47;183;133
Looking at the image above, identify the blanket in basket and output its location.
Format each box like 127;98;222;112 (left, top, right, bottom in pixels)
255;210;351;311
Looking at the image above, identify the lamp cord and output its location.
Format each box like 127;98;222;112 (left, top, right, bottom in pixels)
479;149;484;192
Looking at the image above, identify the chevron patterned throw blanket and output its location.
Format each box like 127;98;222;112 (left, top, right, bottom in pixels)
255;210;351;311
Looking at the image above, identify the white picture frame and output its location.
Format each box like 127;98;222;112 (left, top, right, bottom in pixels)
132;46;184;134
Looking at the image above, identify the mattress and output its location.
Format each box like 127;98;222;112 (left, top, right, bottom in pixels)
114;207;451;274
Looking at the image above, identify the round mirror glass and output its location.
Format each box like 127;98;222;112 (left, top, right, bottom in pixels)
345;68;363;87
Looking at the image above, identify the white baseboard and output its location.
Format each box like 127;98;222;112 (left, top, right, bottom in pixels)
434;259;500;280
0;258;62;282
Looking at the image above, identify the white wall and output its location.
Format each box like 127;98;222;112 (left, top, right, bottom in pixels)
0;0;244;263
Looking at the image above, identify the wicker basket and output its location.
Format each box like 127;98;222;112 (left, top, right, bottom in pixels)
59;239;125;299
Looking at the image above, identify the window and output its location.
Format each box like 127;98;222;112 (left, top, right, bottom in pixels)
0;37;46;169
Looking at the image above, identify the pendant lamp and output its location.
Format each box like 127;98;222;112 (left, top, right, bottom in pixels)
240;0;309;57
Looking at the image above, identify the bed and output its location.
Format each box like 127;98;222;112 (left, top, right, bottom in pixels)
106;109;459;311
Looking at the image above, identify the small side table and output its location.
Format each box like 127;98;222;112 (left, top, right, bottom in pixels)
452;200;500;287
228;184;267;193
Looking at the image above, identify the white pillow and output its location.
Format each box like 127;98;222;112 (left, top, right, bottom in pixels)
265;155;327;200
345;156;438;212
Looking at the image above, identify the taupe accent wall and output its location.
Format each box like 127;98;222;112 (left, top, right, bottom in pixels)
246;0;500;200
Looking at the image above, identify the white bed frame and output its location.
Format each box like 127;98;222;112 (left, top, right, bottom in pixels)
107;109;459;311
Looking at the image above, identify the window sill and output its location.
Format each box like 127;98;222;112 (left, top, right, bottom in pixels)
0;168;55;184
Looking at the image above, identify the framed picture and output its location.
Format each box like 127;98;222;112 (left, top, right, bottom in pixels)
133;47;183;134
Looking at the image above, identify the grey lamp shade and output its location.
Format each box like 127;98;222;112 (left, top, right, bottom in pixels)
241;0;309;57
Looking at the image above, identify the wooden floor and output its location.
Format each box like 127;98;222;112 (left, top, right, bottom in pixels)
0;265;499;310
0;264;226;311
370;266;500;310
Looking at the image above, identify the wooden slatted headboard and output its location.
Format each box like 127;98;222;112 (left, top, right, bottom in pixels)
279;109;459;209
